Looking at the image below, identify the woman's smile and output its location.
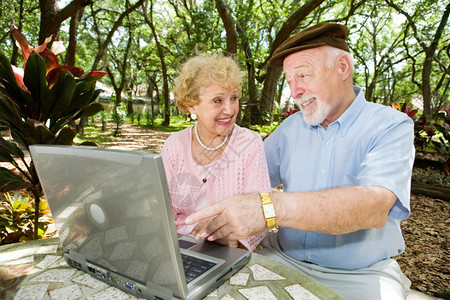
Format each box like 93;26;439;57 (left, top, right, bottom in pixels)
216;117;232;125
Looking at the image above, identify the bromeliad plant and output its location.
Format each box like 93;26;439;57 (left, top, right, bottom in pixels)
0;28;106;241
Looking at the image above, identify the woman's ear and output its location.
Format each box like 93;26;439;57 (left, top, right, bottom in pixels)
187;106;195;115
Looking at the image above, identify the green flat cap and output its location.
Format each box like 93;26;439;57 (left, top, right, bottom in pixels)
269;22;349;67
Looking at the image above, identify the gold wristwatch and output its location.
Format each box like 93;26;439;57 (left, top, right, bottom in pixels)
260;193;276;229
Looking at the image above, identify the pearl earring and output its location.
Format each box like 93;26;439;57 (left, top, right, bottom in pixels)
191;113;197;120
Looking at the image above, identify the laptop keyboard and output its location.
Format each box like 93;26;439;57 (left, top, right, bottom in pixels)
181;253;216;283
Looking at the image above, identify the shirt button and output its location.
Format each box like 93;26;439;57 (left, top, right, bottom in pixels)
326;141;330;146
321;168;326;174
307;254;311;259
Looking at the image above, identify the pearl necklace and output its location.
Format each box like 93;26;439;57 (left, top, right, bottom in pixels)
194;123;228;151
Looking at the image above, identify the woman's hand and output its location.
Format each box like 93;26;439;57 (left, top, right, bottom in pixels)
173;210;180;228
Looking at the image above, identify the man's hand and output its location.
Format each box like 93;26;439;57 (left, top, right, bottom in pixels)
215;238;240;248
194;218;241;247
185;193;267;242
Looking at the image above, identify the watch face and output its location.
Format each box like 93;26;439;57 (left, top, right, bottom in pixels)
263;204;275;218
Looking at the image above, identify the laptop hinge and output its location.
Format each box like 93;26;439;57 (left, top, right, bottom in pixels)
145;280;173;300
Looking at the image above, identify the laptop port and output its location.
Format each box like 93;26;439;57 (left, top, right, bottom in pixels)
110;276;121;284
96;271;106;279
124;282;135;290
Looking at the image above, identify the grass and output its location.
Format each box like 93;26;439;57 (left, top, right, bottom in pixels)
143;115;195;132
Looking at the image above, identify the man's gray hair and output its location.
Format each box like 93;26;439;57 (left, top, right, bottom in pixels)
326;46;354;72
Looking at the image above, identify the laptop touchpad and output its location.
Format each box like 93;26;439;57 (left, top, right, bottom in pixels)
179;239;197;249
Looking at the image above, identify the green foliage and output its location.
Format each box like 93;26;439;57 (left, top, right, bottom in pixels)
98;110;109;132
73;126;115;146
411;108;449;160
393;100;450;176
431;109;450;175
136;111;142;125
127;110;144;125
0;191;54;245
3;0;449;128
146;115;194;132
0;1;40;56
250;122;280;138
261;110;271;123
112;102;127;136
145;109;154;126
412;167;450;187
432;110;450;156
128;111;136;124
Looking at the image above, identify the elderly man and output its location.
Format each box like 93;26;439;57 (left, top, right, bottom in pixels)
185;22;414;299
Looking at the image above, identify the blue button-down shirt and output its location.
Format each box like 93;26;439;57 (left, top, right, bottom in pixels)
264;87;415;269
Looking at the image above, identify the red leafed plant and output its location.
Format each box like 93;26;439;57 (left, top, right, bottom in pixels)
390;100;419;119
0;27;106;242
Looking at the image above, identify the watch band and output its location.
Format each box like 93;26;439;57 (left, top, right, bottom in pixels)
260;193;276;229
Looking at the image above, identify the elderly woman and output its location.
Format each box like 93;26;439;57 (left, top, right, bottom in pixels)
161;53;270;251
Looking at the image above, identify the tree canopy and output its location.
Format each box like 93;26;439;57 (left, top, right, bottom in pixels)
1;0;448;125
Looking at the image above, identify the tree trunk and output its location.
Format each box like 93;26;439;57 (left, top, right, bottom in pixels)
115;90;123;104
421;2;449;116
411;182;450;201
143;2;170;126
38;0;92;44
258;0;325;124
127;100;134;115
215;0;238;55
66;8;84;66
10;0;25;66
259;67;283;124
214;0;259;126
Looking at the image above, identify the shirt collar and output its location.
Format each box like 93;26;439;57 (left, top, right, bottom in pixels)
335;86;365;136
308;86;365;135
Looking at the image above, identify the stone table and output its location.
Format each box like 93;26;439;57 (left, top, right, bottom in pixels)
0;238;343;299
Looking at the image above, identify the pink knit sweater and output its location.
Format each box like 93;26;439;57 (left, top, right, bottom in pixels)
161;124;271;251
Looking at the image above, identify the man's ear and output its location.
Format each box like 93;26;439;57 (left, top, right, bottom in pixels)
337;53;352;81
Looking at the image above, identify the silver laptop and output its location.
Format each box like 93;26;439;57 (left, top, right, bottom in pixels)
29;145;251;300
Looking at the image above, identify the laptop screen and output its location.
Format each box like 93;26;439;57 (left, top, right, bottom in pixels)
30;145;188;297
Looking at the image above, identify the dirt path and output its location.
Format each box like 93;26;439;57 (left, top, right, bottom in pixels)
101;123;172;153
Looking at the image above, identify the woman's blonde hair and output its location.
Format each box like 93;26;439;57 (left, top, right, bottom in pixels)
173;53;244;114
